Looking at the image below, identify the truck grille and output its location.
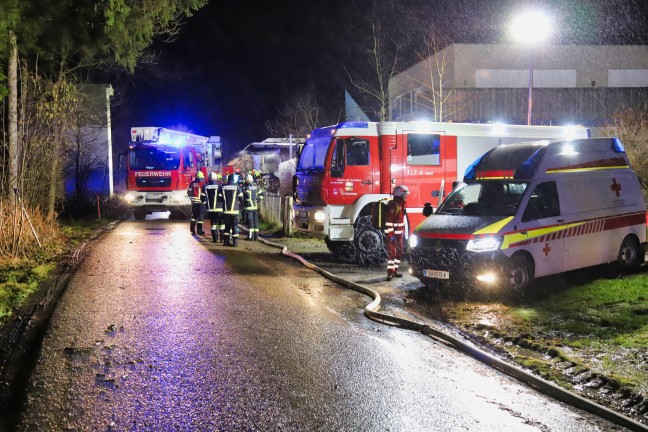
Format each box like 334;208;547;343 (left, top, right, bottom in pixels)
136;177;172;188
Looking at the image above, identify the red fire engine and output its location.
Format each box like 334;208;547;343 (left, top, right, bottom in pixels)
292;121;589;264
123;127;217;220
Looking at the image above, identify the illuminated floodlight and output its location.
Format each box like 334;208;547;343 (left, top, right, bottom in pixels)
510;10;552;45
510;9;552;126
409;234;418;248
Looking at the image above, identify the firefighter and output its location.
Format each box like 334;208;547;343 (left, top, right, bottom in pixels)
203;172;223;242
187;171;205;235
221;173;243;247
384;185;409;281
241;173;265;240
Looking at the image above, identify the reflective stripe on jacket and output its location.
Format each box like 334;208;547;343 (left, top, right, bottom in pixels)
221;184;243;214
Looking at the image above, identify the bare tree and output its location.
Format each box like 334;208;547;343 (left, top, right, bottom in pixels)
408;32;459;122
604;103;648;197
265;89;322;139
347;22;400;122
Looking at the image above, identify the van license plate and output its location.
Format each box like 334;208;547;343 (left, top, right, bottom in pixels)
424;269;450;279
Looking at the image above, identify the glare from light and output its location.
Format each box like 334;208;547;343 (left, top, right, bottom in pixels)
510;10;552;45
476;272;498;284
173;191;186;201
467;236;502;252
313;211;326;222
560;143;578;156
409;234;418;248
408;267;413;275
491;123;507;136
124;192;135;202
562;125;579;140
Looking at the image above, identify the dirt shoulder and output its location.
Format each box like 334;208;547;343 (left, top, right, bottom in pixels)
253;233;648;427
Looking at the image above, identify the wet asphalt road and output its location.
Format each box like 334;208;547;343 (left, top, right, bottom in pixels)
15;218;623;431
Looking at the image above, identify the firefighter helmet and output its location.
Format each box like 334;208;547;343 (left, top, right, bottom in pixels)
245;174;253;183
196;171;205;179
216;173;222;180
208;172;218;181
227;174;237;184
393;185;410;198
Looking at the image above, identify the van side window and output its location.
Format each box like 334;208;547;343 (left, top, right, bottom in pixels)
522;181;560;222
407;133;440;165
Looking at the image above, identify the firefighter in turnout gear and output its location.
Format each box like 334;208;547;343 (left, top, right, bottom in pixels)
242;174;265;240
221;173;243;247
187;171;206;235
385;185;409;281
203;172;223;242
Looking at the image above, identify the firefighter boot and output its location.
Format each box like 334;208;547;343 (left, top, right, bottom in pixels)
223;235;231;247
253;231;259;241
211;228;218;243
232;237;239;247
197;222;205;235
219;230;225;243
190;220;196;235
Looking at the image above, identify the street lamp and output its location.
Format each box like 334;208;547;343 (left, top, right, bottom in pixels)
510;10;551;125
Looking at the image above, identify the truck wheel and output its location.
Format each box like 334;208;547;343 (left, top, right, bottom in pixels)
617;235;642;270
507;254;534;292
353;215;387;266
325;238;355;263
133;209;147;220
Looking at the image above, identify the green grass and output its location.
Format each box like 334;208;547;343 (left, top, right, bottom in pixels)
516;273;648;348
0;262;56;324
0;217;114;327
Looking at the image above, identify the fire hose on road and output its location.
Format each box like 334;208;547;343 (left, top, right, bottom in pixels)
256;235;648;432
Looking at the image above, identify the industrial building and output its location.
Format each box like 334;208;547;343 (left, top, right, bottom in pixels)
389;44;648;126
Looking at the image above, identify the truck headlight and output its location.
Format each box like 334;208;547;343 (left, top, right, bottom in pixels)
173;191;186;201
466;236;501;252
313;211;326;222
124;192;135;202
409;234;418;248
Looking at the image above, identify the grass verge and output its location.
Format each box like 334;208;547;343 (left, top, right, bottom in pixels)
0;217;114;328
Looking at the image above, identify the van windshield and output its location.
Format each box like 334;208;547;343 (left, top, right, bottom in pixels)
297;137;331;172
437;181;528;216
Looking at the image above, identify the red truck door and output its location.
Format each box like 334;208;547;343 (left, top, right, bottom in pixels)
394;131;457;230
327;136;376;204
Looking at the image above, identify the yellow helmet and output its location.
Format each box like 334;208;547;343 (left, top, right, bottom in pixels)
196;171;204;179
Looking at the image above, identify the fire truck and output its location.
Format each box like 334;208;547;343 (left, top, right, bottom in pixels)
123;127;219;220
292;121;589;264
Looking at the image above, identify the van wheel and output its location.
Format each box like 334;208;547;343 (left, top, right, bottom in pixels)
133;209;147;220
617;235;642;270
507;254;534;292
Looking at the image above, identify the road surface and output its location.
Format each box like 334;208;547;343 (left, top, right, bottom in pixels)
14;218;623;431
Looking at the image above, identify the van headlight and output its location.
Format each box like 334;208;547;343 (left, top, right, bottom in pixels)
409;234;418;248
466;236;501;252
313;211;326;222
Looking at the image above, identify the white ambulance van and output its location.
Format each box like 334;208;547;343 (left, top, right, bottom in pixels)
409;137;647;291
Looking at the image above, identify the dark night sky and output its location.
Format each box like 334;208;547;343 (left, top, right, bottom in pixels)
109;0;648;158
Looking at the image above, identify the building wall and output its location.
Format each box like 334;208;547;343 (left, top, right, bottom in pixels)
390;44;648;125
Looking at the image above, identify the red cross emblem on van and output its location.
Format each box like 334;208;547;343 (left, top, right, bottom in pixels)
610;178;622;197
